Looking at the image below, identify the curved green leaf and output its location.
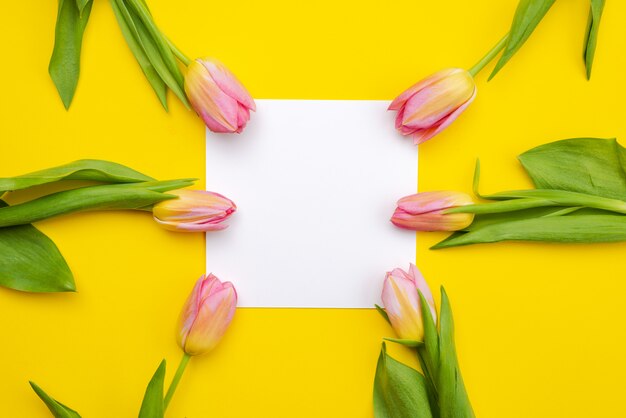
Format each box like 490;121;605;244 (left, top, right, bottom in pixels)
0;180;194;228
30;382;81;418
0;159;154;193
0;201;74;293
432;214;626;249
374;343;433;418
583;0;605;79
519;138;626;200
489;0;555;80
138;360;166;418
110;0;168;109
437;289;474;418
49;0;93;109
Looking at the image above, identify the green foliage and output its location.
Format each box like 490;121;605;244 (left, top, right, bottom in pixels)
30;382;81;418
489;0;555;79
583;0;606;79
138;360;166;418
49;0;93;109
374;343;433;418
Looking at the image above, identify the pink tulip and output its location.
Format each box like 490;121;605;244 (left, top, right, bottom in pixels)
381;264;436;341
153;190;236;232
177;274;237;356
184;58;256;134
391;191;474;232
389;68;476;144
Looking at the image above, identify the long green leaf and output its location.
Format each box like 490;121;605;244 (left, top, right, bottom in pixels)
30;382;81;418
489;0;555;80
125;0;190;108
49;0;93;109
0;159;154;193
110;0;168;109
138;360;166;418
433;214;626;249
373;343;433;418
0;180;194;228
583;0;605;79
437;288;474;418
518;138;626;200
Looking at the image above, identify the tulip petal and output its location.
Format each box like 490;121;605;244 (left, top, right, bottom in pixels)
397;191;473;215
412;86;476;145
402;70;475;129
388;68;458;111
409;264;436;322
202;59;256;111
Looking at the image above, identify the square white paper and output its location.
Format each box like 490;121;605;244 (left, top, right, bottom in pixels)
206;100;417;308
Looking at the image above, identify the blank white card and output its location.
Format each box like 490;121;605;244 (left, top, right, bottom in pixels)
206;100;417;308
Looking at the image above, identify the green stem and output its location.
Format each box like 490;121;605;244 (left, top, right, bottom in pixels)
166;37;192;66
164;353;191;411
468;33;509;77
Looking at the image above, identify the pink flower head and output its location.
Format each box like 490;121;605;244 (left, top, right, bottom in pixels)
391;191;474;232
389;68;476;145
177;274;238;356
185;58;256;134
381;264;436;341
153;190;236;232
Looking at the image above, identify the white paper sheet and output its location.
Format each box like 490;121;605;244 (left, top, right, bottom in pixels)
206;100;417;308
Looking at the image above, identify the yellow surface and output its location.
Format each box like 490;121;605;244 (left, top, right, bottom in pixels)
0;0;625;417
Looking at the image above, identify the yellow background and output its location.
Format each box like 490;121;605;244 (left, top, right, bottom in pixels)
1;0;625;416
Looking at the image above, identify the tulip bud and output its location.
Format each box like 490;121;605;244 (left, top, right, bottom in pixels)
184;58;256;134
391;191;474;232
153;190;236;232
389;68;476;144
381;264;436;341
177;274;237;356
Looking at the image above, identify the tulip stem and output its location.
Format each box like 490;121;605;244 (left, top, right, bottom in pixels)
468;33;509;77
166;37;192;66
164;353;191;411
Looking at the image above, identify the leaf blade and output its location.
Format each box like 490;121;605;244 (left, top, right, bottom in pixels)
49;0;93;109
489;0;555;79
138;360;166;418
0;201;74;293
583;0;606;79
30;382;81;418
373;343;433;418
0;159;154;193
518;138;626;200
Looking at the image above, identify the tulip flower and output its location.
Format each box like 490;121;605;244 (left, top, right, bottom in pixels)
176;274;238;356
163;274;238;410
184;58;256;134
389;68;476;145
391;191;474;232
381;264;436;341
152;190;236;232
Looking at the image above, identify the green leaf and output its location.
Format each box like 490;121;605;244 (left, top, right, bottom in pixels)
583;0;605;79
0;159;154;193
49;0;93;109
375;304;391;325
0;179;193;228
373;343;433;418
110;0;168;109
30;382;81;418
437;288;475;418
432;214;626;249
138;360;166;418
383;337;424;348
0;201;74;292
489;0;555;80
75;0;90;14
518;138;626;200
125;0;190;109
